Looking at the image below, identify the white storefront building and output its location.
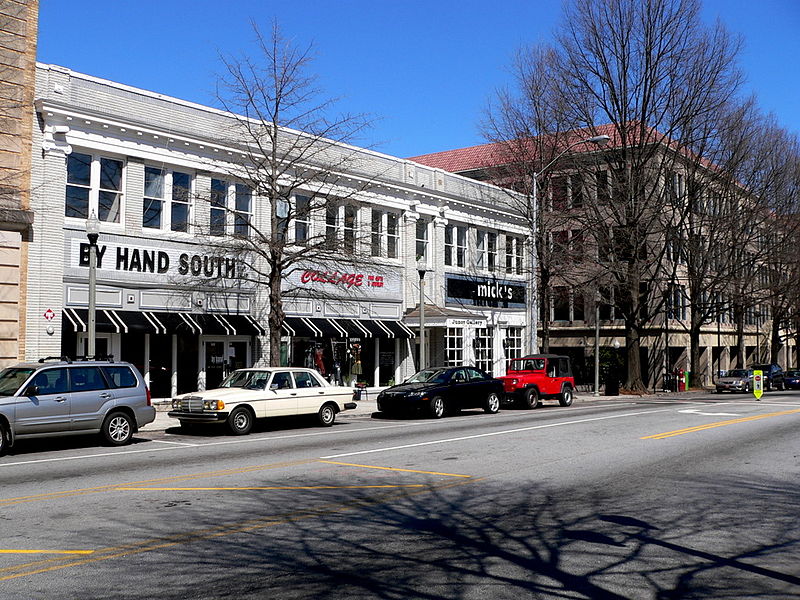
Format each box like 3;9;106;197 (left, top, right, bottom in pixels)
27;64;531;396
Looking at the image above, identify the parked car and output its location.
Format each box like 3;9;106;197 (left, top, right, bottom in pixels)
784;369;800;390
715;369;754;393
749;363;784;391
0;357;155;455
169;367;358;434
376;366;503;418
496;354;575;408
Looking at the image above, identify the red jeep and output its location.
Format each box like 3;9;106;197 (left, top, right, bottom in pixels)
498;354;575;408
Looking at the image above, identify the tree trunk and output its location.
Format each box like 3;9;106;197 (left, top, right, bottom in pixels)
624;319;646;393
268;266;284;366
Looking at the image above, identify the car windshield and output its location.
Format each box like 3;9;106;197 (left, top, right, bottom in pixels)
220;370;272;390
405;369;450;384
786;370;800;377
0;368;35;396
727;369;751;378
508;359;545;372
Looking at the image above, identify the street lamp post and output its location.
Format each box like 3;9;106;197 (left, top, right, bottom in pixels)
527;134;610;354
86;211;99;358
418;267;427;371
594;296;601;396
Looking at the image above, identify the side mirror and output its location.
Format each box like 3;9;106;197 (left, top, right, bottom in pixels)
24;384;39;397
269;383;279;391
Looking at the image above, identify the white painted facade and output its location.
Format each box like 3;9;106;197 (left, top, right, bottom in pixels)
28;64;532;396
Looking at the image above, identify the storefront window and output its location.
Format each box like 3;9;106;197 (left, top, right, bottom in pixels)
475;327;494;375
504;327;523;361
445;328;463;366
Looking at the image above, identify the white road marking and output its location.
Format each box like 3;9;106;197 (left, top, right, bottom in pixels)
321;408;674;459
679;408;740;417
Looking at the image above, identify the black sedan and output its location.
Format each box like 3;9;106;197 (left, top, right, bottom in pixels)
784;370;800;390
376;366;503;418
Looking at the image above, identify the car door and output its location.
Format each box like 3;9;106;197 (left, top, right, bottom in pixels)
292;370;330;415
68;366;115;432
262;371;299;417
464;367;492;408
14;367;71;434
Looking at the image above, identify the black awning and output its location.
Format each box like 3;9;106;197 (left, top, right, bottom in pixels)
224;314;266;336
306;318;343;338
64;308;118;333
151;312;202;335
195;314;233;335
383;320;415;338
282;317;320;337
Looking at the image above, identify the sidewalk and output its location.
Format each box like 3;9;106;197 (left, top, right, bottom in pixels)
140;388;705;433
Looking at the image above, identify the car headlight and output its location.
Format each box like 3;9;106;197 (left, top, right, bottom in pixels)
203;399;225;410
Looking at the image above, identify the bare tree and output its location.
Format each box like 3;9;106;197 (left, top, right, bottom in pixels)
486;0;745;392
205;21;377;365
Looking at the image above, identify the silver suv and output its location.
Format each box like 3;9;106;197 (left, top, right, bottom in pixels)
0;357;155;454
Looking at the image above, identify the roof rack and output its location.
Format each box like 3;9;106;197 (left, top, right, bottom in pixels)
38;356;73;364
75;355;115;362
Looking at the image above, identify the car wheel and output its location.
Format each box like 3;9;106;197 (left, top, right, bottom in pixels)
778;381;785;391
743;383;751;394
0;424;7;456
102;411;133;446
522;388;539;409
484;392;500;414
226;407;253;435
559;386;574;407
429;396;445;419
317;403;336;427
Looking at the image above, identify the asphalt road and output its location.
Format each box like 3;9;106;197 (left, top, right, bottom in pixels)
1;392;799;599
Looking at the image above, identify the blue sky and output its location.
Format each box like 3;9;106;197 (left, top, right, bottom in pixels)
37;0;800;158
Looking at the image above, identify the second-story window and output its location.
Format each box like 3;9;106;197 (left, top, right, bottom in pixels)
476;230;497;271
66;152;124;223
386;213;398;258
143;168;192;232
445;224;467;267
143;167;164;229
294;194;311;243
370;209;399;258
234;184;252;238
343;205;357;254
415;218;429;263
171;171;191;232
505;235;523;274
326;202;339;249
210;178;227;236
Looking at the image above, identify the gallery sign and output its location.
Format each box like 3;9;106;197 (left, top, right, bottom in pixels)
446;273;526;309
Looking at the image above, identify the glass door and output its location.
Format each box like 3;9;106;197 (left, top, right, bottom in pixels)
201;337;251;391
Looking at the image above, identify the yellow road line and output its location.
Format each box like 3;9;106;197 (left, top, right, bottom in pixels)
117;485;424;491
0;550;93;555
0;459;317;506
642;408;800;440
319;460;473;478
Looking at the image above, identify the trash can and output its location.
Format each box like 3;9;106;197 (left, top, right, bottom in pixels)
604;376;619;396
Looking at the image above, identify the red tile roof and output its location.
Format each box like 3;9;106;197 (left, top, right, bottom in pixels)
408;123;647;173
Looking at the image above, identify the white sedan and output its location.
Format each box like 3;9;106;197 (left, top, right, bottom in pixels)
168;367;358;435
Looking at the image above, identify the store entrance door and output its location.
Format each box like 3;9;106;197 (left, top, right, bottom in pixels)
202;338;251;390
